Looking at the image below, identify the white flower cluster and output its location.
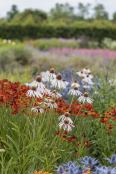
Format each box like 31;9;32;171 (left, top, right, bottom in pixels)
2;39;16;45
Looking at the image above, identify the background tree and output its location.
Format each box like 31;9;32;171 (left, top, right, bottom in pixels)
49;3;75;21
113;12;116;22
77;3;91;20
93;4;109;20
6;4;19;22
9;9;47;25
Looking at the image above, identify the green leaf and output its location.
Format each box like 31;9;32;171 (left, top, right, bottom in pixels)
9;121;19;130
6;135;20;154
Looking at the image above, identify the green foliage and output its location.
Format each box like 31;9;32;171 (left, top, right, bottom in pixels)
49;3;75;22
77;3;91;19
9;9;47;25
6;5;19;22
35;38;79;50
113;12;116;22
101;37;116;50
0;21;116;43
93;4;109;20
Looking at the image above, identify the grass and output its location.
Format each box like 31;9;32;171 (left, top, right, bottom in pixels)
1;39;116;174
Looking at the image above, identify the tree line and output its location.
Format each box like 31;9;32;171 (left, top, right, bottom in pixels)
0;3;116;25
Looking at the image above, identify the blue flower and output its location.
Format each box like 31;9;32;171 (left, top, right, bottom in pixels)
103;154;116;168
77;156;98;171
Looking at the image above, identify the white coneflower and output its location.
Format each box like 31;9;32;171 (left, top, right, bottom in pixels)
8;39;11;44
42;85;52;95
46;100;58;108
31;106;44;113
49;68;56;79
41;68;51;81
78;92;93;104
62;78;69;86
26;86;43;98
68;86;82;96
83;84;91;89
82;75;94;85
40;68;50;76
83;67;91;74
109;79;116;86
95;90;99;94
0;149;5;152
71;80;80;88
37;101;48;108
25;81;33;87
42;68;56;82
3;39;7;43
76;71;86;78
58;118;75;132
28;76;46;90
51;73;67;89
12;42;15;45
50;90;62;98
58;112;73;124
44;97;53;102
87;72;93;79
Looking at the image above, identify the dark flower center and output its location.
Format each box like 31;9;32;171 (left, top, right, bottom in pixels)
64;112;70;117
35;76;42;82
84;92;88;97
50;68;55;73
31;86;37;91
56;73;62;80
64;119;69;124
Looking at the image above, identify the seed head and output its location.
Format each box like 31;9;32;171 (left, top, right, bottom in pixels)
51;100;55;104
84;92;88;97
64;112;70;117
37;106;40;109
50;68;55;73
53;90;56;93
74;80;77;83
62;78;65;81
64;119;69;124
31;86;37;91
74;86;78;90
36;106;40;112
81;71;83;74
56;73;62;80
35;76;42;82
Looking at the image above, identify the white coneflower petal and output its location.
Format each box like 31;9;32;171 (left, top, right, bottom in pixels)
68;86;82;96
71;80;80;88
78;92;93;104
83;85;90;89
29;76;46;90
58;119;75;132
50;90;62;98
83;68;91;74
31;106;44;113
47;100;58;108
51;73;67;89
26;86;43;98
58;112;73;124
76;71;86;78
109;79;116;86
